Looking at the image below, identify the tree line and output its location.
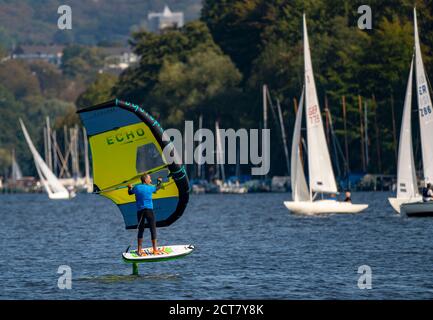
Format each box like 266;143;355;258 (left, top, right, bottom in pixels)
1;0;433;179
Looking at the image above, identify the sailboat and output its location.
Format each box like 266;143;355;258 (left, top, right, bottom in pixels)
388;56;422;213
283;14;368;215
396;8;433;216
19;119;75;200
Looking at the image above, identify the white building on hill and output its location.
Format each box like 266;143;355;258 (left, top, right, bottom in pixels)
148;5;184;32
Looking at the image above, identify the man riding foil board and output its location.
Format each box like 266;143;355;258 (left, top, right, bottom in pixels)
128;174;163;256
78;99;193;267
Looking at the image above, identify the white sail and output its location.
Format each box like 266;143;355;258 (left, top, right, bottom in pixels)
414;8;433;184
19;119;71;199
303;14;337;194
396;57;419;198
291;88;310;201
11;149;23;181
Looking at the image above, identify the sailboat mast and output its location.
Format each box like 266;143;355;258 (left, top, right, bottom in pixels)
364;101;369;168
215;121;225;181
44;127;48;170
358;96;366;172
263;85;268;134
263;85;268;179
197;114;203;179
235;143;240;178
83;127;90;188
325;96;331;145
69;127;80;180
52;130;68;178
69;127;75;179
390;94;398;165
264;85;290;176
372;94;382;172
11;148;16;182
75;126;81;179
342;96;350;173
276;99;290;175
46;117;53;172
63;125;68;162
52;130;58;176
326;108;342;179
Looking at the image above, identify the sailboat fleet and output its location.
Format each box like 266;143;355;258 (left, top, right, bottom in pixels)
283;9;432;216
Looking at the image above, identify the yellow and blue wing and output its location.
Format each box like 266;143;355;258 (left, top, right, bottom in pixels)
78;99;189;229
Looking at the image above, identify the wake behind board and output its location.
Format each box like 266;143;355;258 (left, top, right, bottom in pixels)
122;245;195;263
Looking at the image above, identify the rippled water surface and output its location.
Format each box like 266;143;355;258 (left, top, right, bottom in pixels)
1;192;433;299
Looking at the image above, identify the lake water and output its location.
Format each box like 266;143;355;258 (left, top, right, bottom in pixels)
1;192;432;299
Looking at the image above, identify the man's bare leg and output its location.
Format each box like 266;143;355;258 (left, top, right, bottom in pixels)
152;239;161;254
137;238;143;256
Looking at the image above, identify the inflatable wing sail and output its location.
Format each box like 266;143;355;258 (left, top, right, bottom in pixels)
78;99;189;229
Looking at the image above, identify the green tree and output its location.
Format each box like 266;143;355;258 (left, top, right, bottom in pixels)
29;61;68;99
151;49;242;126
76;73;117;109
113;21;223;105
0;26;12;49
0;84;75;176
0;85;28;176
201;0;266;79
0;60;41;99
361;16;413;95
0;147;12;177
61;45;105;80
0;43;7;59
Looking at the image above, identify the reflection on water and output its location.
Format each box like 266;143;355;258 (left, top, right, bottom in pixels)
77;273;181;284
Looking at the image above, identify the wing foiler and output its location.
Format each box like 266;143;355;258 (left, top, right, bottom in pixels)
77;99;190;229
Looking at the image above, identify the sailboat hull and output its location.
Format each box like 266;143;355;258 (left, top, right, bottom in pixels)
401;201;433;217
48;191;75;200
219;186;248;194
284;200;368;215
388;197;422;214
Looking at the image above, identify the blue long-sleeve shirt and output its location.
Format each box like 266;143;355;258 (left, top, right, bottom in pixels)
128;184;157;210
